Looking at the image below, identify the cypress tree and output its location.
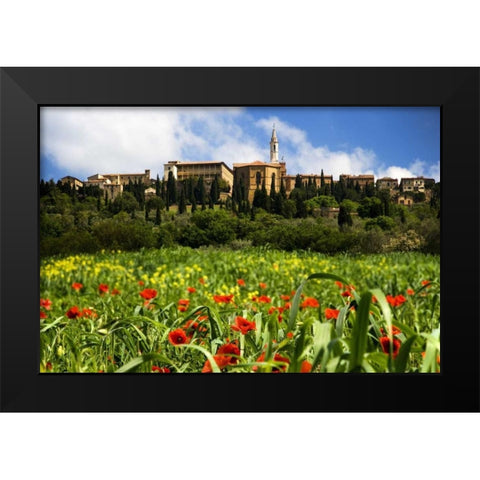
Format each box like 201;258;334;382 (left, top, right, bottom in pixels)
338;205;353;228
210;174;220;203
280;178;287;200
167;171;176;205
295;174;303;189
178;188;186;214
155;206;161;225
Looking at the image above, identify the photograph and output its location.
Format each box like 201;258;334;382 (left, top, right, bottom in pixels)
39;105;441;374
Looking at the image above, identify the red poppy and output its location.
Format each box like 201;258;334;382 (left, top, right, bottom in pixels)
379;336;401;358
407;288;415;296
380;325;401;336
421;280;431;287
40;298;52;310
81;308;97;318
386;294;407;307
66;306;81;319
286;332;293;339
237;279;246;287
138;281;145;286
280;294;291;301
335;281;344;289
231;316;256;335
213;294;234;304
201;355;230;373
217;342;240;357
45;362;53;371
187;287;196;294
253;352;290;372
111;288;120;295
40;311;47;319
152;366;171;373
140;288;157;300
300;360;312;373
98;284;109;295
341;291;352;298
259;282;267;289
168;328;189;346
71;282;83;291
301;297;319;308
184;319;207;334
257;295;271;303
197;315;208;322
268;306;276;315
199;277;206;285
325;308;340;320
202;342;241;373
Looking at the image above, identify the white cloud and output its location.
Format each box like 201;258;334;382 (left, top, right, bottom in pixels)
40;107;250;180
377;158;440;181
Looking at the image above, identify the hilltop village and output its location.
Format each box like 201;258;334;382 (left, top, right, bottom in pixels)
58;127;437;210
40;128;440;257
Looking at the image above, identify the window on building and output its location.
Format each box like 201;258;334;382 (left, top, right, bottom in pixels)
256;171;261;187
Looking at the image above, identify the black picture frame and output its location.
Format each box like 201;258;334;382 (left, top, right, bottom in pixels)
1;67;478;412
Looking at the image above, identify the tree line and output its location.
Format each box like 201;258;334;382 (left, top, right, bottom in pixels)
39;173;440;256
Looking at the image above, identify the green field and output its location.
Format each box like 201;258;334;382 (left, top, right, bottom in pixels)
40;247;440;373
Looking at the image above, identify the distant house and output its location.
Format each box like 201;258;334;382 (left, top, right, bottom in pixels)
84;169;151;201
400;176;427;193
284;173;333;197
164;161;234;193
397;194;414;207
376;177;398;191
144;187;157;199
87;169;151;187
60;176;83;190
339;174;375;188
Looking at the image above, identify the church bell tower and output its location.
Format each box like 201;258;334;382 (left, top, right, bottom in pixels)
270;125;279;163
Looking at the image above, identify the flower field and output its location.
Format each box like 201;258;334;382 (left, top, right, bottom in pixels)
40;247;440;373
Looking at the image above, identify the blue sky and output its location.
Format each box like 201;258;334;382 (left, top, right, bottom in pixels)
40;106;440;182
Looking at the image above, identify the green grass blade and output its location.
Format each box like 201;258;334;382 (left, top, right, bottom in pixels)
177;343;222;373
116;352;173;373
394;335;418;373
348;290;372;372
311;321;334;372
288;272;351;332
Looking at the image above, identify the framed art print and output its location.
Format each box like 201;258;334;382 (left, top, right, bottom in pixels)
1;67;479;412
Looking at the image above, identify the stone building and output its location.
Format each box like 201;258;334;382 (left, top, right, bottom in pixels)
60;176;84;190
339;174;375;188
87;169;151;186
400;176;435;193
376;177;399;192
284;173;333;197
400;177;425;193
163;161;233;192
103;183;124;201
233;127;287;202
397;194;414;207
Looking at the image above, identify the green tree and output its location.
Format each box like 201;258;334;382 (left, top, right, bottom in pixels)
210;174;220;203
178;187;186;214
338;204;353;229
167;171;177;205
